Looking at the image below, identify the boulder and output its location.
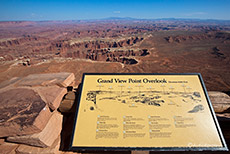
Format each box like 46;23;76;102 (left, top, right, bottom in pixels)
58;99;75;113
58;91;76;113
7;112;63;148
0;88;51;137
64;91;76;100
208;91;230;113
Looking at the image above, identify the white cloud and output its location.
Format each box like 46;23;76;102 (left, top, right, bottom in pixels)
31;13;35;17
29;13;43;19
113;11;121;14
184;12;207;16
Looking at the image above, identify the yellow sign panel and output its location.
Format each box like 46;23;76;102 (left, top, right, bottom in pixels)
70;73;227;151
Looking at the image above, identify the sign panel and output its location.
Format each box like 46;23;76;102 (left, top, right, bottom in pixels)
70;73;227;151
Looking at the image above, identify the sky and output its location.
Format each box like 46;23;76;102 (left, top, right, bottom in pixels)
0;0;230;21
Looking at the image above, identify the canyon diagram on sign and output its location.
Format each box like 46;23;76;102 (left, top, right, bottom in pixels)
85;86;204;113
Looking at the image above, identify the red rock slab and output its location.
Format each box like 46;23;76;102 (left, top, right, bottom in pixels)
7;112;63;148
0;138;5;145
60;73;75;87
0;142;19;154
16;136;61;154
0;88;51;137
36;86;67;111
0;77;21;89
15;72;75;87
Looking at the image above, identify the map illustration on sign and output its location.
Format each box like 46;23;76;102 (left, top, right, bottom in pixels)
70;73;228;151
85;85;203;113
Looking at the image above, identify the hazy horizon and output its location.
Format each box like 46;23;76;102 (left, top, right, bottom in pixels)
1;17;230;22
1;0;230;21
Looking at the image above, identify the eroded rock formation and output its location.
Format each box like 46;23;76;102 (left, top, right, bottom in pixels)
165;32;230;43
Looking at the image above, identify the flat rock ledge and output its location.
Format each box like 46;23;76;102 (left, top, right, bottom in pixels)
0;72;75;138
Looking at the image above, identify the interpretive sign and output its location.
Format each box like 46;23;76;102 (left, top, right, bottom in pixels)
70;73;228;151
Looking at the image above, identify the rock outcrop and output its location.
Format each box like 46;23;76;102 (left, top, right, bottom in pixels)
65;48;148;65
165;32;230;43
211;46;226;59
0;35;146;65
55;37;144;51
0;88;51;137
0;72;75;137
0;35;48;47
7;112;62;148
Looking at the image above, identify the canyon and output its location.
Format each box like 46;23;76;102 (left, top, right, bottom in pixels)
0;19;230;153
0;19;230;92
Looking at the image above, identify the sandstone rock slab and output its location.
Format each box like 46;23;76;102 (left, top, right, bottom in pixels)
36;86;67;110
0;138;5;145
0;88;51;137
16;136;60;154
0;142;19;154
0;72;75;111
7;112;63;148
15;72;75;87
0;77;21;89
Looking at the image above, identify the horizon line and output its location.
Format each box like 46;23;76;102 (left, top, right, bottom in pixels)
1;17;230;22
